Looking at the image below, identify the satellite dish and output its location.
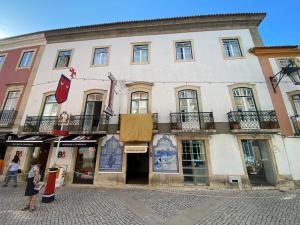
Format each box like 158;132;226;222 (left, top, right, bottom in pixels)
295;57;300;67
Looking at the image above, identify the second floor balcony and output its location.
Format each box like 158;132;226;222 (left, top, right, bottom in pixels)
170;112;215;132
23;114;109;133
0;110;17;128
291;115;300;136
227;110;279;131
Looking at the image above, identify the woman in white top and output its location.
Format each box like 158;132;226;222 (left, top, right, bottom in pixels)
2;154;20;187
22;159;41;212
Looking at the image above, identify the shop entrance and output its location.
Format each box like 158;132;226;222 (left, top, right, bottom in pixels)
0;143;7;175
32;146;50;180
126;153;149;184
241;140;276;186
73;147;97;184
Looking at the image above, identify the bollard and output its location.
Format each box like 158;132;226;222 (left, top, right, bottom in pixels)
42;167;58;203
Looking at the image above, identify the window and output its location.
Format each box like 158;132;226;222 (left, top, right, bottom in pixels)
132;44;149;64
175;41;193;61
292;95;300;115
19;51;34;68
41;95;58;116
3;91;20;111
222;39;243;58
277;58;295;69
0;55;6;69
233;88;257;111
92;47;109;66
131;91;148;114
55;50;72;68
83;93;103;131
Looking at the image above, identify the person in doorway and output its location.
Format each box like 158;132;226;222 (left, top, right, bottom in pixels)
22;159;41;212
2;154;20;187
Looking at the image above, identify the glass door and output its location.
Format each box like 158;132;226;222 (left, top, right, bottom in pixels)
233;88;259;129
83;94;102;131
182;140;208;184
179;90;199;129
73;147;97;184
40;95;59;132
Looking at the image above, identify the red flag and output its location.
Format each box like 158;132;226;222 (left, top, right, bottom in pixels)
55;74;71;104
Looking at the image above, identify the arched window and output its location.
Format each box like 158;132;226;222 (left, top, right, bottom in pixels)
233;88;257;111
178;90;199;113
292;95;300;115
130;91;148;114
41;95;58;116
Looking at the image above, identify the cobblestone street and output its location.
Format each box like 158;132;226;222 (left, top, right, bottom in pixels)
0;184;299;225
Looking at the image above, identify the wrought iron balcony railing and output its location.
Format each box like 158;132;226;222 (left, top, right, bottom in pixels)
23;116;59;133
0;110;17;128
118;113;158;130
68;115;109;132
291;115;300;136
170;112;215;131
227;110;279;130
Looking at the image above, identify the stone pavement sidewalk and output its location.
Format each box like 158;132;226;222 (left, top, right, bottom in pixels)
0;184;299;225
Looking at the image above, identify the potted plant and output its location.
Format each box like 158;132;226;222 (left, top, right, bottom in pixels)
230;121;241;130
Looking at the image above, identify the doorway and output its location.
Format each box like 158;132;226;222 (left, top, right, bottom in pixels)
126;153;149;184
32;146;50;180
83;93;102;131
241;140;276;186
73;147;97;184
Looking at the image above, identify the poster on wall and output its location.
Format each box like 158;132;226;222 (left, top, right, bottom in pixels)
99;135;123;172
153;134;178;173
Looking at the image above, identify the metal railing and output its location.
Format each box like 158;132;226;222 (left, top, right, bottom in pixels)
0;110;17;127
291;115;300;136
170;112;215;131
118;113;158;130
68;115;109;132
227;110;279;130
23;116;59;133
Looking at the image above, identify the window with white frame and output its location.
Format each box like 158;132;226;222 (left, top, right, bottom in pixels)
132;44;149;63
19;51;34;68
2;91;20;111
292;95;300;115
41;95;59;117
222;39;243;58
175;41;193;61
55;50;72;68
0;55;6;69
92;47;109;66
131;91;148;114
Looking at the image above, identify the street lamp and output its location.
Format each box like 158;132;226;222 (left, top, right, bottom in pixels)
270;58;300;92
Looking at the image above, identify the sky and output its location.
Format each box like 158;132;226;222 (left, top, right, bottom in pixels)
0;0;299;46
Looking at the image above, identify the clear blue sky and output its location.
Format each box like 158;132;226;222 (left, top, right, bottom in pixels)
0;0;299;45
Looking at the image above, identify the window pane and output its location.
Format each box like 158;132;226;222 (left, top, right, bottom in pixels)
19;51;34;67
292;95;300;115
130;91;148;113
55;50;71;68
176;42;193;60
133;45;148;63
223;39;242;57
93;48;108;65
42;95;58;116
0;55;5;67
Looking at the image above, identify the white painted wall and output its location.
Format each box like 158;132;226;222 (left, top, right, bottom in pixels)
209;134;245;175
23;28;273;124
283;137;300;180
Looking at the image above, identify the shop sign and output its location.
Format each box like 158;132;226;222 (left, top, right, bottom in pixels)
124;145;148;153
153;135;179;173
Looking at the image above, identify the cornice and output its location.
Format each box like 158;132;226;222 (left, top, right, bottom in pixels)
0;33;46;51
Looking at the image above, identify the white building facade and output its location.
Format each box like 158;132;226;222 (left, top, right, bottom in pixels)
5;13;297;189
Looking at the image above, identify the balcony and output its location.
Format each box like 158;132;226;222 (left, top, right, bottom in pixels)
291;115;300;136
170;112;215;132
23;116;59;133
68;115;109;133
227;110;279;132
0;110;17;128
23;115;109;133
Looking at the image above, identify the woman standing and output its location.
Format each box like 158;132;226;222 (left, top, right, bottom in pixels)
2;154;20;187
22;159;41;212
